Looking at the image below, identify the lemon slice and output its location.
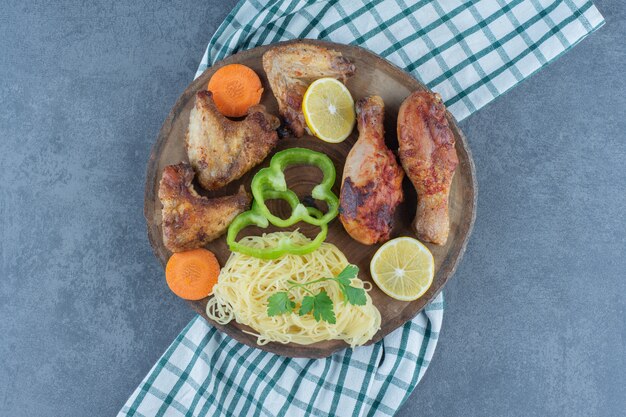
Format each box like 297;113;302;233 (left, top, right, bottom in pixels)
370;237;435;301
302;78;355;143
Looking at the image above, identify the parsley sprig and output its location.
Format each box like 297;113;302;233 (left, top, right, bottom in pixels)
266;265;366;324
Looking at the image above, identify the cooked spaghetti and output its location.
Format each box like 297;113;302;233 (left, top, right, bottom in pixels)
206;231;381;347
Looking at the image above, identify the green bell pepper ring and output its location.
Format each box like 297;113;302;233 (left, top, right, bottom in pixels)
227;204;328;260
250;148;339;227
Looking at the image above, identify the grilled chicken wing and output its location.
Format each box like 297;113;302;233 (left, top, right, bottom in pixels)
340;96;404;245
159;163;250;252
262;43;355;137
398;92;458;245
186;90;280;191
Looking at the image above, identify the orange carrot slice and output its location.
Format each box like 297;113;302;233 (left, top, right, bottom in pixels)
165;249;220;300
207;64;263;117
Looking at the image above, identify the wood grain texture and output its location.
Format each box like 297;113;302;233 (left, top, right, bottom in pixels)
144;39;477;358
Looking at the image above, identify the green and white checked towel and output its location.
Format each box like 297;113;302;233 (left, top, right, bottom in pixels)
120;1;603;416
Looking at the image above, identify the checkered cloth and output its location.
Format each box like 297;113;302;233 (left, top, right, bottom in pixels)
120;1;603;416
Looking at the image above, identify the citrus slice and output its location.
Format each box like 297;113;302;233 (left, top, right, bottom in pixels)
370;237;435;301
302;78;355;143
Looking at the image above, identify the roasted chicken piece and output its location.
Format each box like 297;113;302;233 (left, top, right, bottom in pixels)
159;163;250;252
340;96;404;245
186;90;280;191
398;92;458;245
262;43;355;137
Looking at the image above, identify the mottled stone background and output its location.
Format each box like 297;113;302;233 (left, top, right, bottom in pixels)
0;1;624;416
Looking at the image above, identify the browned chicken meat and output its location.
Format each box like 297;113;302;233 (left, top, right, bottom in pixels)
340;96;404;245
186;90;280;191
398;91;458;245
262;43;355;137
159;163;250;252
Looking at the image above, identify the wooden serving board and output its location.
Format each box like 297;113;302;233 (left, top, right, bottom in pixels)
144;39;477;358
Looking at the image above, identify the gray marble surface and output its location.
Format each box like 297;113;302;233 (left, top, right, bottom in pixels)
1;1;624;416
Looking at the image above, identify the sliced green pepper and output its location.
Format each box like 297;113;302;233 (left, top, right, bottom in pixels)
227;205;328;259
227;148;338;259
251;148;339;227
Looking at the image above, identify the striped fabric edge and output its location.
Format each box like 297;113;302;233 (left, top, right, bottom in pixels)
117;294;444;417
193;0;604;122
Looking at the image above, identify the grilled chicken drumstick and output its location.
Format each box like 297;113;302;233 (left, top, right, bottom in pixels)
159;163;250;252
340;96;404;245
186;90;280;191
398;91;458;245
262;43;355;137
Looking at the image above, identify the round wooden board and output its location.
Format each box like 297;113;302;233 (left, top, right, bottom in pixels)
145;39;477;358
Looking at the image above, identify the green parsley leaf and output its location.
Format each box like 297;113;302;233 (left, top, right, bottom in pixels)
343;285;367;306
267;292;296;316
335;264;359;286
298;295;315;316
269;265;362;322
313;290;336;323
298;290;336;324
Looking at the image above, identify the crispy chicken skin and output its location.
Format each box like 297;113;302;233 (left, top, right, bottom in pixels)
186;90;280;191
159;163;250;252
340;96;404;245
262;43;356;137
398;92;458;245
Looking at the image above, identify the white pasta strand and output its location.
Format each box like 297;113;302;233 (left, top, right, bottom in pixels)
206;231;381;347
